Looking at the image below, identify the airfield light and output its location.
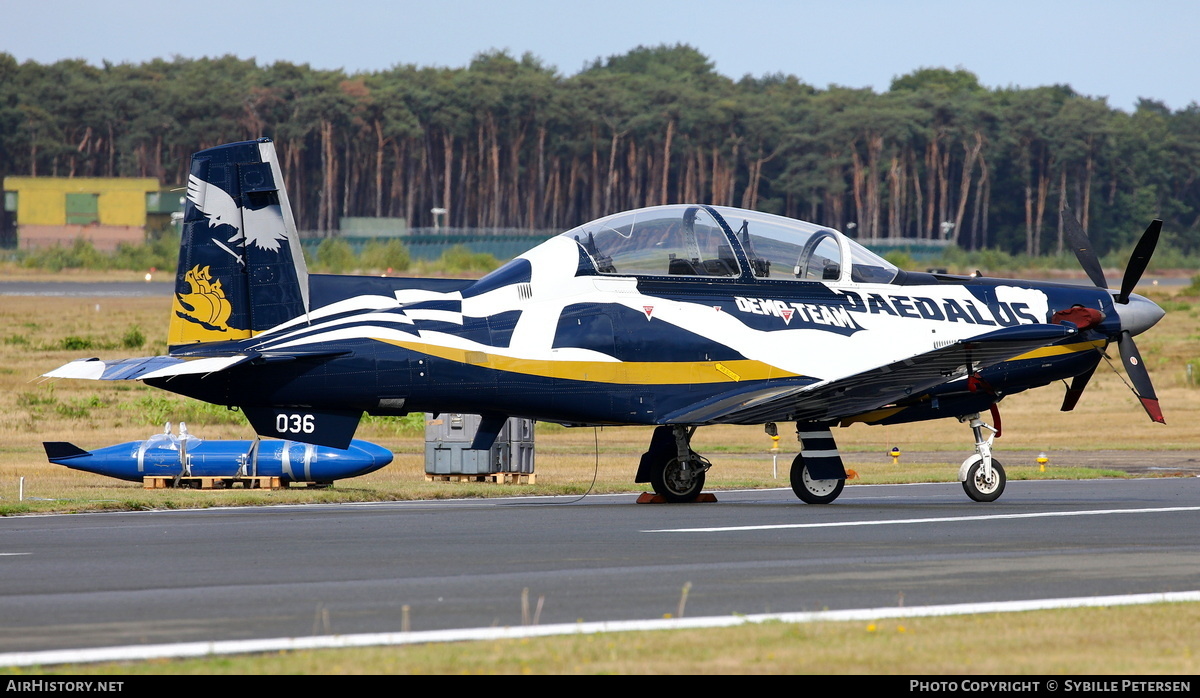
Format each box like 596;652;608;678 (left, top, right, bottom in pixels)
1037;452;1049;472
889;446;901;464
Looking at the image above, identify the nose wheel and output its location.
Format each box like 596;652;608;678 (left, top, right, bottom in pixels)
961;454;1006;502
957;411;1005;502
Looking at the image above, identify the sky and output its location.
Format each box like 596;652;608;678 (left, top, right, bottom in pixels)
4;0;1199;113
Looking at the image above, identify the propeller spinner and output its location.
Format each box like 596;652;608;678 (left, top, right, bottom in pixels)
1060;207;1166;423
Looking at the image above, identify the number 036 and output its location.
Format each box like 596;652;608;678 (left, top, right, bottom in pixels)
276;413;315;434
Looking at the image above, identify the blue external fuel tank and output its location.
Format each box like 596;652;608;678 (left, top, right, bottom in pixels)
43;423;393;484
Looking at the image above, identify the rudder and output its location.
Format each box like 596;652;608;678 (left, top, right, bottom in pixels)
170;138;309;347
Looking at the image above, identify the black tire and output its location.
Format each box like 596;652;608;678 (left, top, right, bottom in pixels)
650;456;707;503
962;456;1006;502
790;453;844;504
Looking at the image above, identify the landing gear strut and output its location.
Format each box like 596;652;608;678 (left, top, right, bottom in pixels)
638;426;710;503
957;412;1006;502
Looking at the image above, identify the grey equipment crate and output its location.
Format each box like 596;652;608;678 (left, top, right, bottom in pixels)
424;413;535;475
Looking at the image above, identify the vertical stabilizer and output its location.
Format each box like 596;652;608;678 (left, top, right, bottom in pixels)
170;138;309;347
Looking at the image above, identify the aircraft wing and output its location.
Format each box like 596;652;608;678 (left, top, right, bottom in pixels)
663;324;1078;425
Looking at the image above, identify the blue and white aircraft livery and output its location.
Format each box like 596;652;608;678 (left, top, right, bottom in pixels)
45;139;1167;504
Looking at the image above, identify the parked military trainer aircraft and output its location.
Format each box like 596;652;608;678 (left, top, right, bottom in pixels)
45;138;1167;504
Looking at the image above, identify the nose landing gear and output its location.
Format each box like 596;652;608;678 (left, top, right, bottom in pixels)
958;411;1006;502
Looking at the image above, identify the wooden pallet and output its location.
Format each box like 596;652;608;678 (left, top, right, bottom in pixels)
425;472;536;484
143;476;284;490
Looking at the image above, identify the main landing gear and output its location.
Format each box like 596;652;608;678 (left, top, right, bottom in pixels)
636;426;711;503
790;453;845;504
636;423;849;505
788;425;848;504
957;411;1006;502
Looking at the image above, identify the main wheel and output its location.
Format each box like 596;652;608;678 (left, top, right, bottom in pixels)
790;453;844;504
962;456;1006;502
650;456;707;503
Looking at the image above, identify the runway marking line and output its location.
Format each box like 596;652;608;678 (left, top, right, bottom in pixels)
644;505;1200;533
2;590;1198;668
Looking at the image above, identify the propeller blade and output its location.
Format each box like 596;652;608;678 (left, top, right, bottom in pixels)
1117;331;1165;423
1061;206;1108;289
1116;220;1162;304
1060;363;1098;412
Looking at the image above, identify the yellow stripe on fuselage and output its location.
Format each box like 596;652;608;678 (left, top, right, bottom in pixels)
1007;339;1107;361
374;336;1104;387
376;338;802;385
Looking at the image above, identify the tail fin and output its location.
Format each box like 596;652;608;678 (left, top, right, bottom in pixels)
43;442;90;463
170;138;309;348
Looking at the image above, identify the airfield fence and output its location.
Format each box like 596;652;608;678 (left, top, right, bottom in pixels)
297;228;954;264
299;227;558;262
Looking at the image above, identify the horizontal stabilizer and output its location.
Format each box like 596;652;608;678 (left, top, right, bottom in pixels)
42;355;253;381
43;348;350;384
43;356;185;381
139;354;254;379
43;442;90;462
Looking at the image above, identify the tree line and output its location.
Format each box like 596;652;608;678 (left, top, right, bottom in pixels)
2;44;1199;256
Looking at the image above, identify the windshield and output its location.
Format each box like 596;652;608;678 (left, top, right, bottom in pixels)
562;205;898;284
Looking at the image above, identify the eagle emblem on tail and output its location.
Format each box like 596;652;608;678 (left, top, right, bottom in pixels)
187;174;289;257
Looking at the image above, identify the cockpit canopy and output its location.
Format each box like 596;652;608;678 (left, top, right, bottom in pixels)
561;205;898;284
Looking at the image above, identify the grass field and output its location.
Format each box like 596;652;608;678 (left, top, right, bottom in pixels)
1;274;1198;674
19;603;1198;675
